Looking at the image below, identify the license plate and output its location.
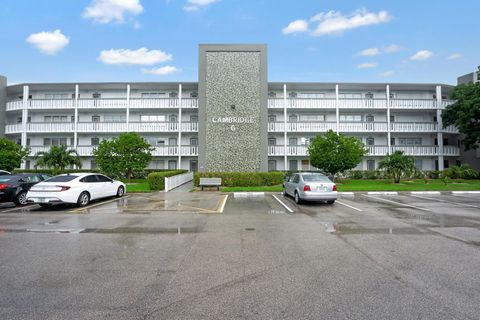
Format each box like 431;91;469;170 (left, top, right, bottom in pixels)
316;186;327;192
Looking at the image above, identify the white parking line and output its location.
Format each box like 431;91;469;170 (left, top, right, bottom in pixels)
0;204;36;213
410;194;480;209
336;200;363;212
272;195;294;213
217;195;229;213
363;195;431;212
69;196;129;213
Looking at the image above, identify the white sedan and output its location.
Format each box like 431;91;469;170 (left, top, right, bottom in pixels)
27;173;126;207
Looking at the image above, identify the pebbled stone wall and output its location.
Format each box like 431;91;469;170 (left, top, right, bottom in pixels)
205;51;262;172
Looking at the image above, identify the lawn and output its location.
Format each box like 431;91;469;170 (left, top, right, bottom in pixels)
124;180;151;193
220;179;480;192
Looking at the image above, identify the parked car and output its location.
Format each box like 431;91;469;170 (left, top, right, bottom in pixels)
0;170;11;176
0;173;51;206
27;173;126;208
283;172;337;204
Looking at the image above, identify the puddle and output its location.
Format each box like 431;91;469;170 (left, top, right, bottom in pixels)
80;226;202;234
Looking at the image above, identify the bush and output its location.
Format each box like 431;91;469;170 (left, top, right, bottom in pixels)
148;170;188;191
426;170;442;179
346;170;364;180
364;170;380;180
194;172;284;187
444;165;478;179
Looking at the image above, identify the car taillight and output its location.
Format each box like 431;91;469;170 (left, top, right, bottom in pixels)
0;183;9;190
303;185;311;192
57;186;70;191
332;185;337;191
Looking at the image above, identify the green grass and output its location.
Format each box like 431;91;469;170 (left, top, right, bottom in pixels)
125;180;151;193
220;179;480;192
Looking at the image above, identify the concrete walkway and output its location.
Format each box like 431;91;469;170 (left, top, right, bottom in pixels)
169;181;194;192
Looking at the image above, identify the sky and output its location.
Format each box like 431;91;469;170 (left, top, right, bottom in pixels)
0;0;478;85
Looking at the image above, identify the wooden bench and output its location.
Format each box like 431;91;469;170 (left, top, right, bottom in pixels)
199;178;222;191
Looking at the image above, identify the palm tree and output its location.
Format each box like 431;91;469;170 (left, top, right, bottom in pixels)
379;151;415;184
35;145;82;175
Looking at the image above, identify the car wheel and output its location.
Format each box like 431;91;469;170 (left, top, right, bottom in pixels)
294;191;302;204
326;200;335;204
77;192;90;207
14;191;28;206
282;188;287;197
38;203;52;208
116;186;125;197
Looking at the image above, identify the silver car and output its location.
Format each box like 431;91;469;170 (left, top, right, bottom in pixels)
283;172;337;204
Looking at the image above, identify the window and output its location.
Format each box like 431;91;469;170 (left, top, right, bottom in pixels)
169;115;177;122
26;138;30;146
414;159;423;170
339;93;362;99
96;175;112;182
367;160;375;171
268;138;276;146
190;160;198;172
339;115;362;122
443;159;449;169
365;92;374;99
190;115;198;122
141;93;166;98
46;175;78;182
169;92;178;98
141;115;166;122
289;160;298;171
17;117;22;123
45;93;69;99
288;92;297;98
104;115;126;122
268;160;277;171
71;116;75;123
298;93;325;98
92;115;100;122
91;138;100;146
443;138;449;146
268;115;277;122
289;138;298;146
366;137;375;146
398;137;422;145
25;160;31;170
390;115;395;122
391;137;395;146
45;116;68;122
81;175;99;183
389;92;395;99
190;92;198;98
190;138;198;146
289;115;298;122
168;160;177;170
302;174;330;182
268;92;276;98
299;114;325;121
365;114;374;122
92;92;101;99
292;174;300;183
26;175;42;183
43;138;68;146
433;116;437;122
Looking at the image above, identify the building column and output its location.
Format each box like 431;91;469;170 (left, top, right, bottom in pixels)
386;84;391;154
178;84;183;169
74;84;79;148
126;84;130;132
283;84;288;170
436;85;444;171
21;85;29;169
335;84;339;134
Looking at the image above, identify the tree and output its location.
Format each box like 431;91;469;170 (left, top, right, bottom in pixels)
35;145;82;175
378;151;415;184
93;132;153;181
308;130;367;179
0;138;30;172
442;80;480;150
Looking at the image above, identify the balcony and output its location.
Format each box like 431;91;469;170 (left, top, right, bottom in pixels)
181;122;199;132
128;122;178;132
390;122;437;132
340;99;387;109
28;145;198;157
6;101;23;111
5;124;22;134
390;99;436;109
27;122;75;133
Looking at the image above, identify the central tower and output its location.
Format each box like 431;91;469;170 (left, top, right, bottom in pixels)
198;44;268;172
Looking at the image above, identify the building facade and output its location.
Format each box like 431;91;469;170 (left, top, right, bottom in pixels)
0;45;462;172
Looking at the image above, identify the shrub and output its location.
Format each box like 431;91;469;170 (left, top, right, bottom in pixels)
364;170;379;180
194;172;284;187
426;170;442;179
347;170;364;180
148;170;188;191
444;165;478;179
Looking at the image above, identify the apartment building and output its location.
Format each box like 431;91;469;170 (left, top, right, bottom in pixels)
0;45;462;172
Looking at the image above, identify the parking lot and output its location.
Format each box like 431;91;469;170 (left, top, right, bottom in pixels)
0;191;479;319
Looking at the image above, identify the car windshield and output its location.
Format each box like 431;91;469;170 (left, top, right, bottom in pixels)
45;175;78;182
0;176;15;182
302;174;331;182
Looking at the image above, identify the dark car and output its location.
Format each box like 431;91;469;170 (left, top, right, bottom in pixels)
0;174;51;206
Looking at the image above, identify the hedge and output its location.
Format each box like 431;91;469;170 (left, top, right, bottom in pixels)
12;168;179;179
194;172;284;187
148;170;188;191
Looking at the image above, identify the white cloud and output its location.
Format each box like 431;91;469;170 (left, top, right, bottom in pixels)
312;8;392;37
378;70;395;77
384;44;401;53
357;48;381;56
83;0;143;24
410;50;433;61
98;48;172;65
447;53;462;60
357;62;378;69
184;0;220;11
282;19;309;34
26;30;70;55
142;66;181;75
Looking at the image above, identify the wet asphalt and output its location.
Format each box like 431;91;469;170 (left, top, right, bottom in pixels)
0;191;479;319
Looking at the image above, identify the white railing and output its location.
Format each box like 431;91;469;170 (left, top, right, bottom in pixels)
339;122;388;132
181;122;199;132
288;145;308;156
181;145;198;156
268;145;285;156
165;172;194;192
340;99;387;109
181;98;198;108
391;122;437;132
288;98;336;109
268;122;285;132
6;101;23;111
443;125;459;133
441;100;455;108
390;99;436;109
367;145;389;156
128;122;178;132
76;146;95;156
77;122;127;132
29;146;49;155
288;122;337;132
78;99;128;109
27;122;75;133
268;99;283;108
152;146;178;156
443;146;460;156
129;98;178;109
392;145;438;156
5;124;22;134
29;99;75;109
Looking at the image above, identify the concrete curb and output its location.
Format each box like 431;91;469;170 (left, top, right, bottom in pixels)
367;192;398;195
451;191;480;194
410;191;441;195
233;192;265;198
